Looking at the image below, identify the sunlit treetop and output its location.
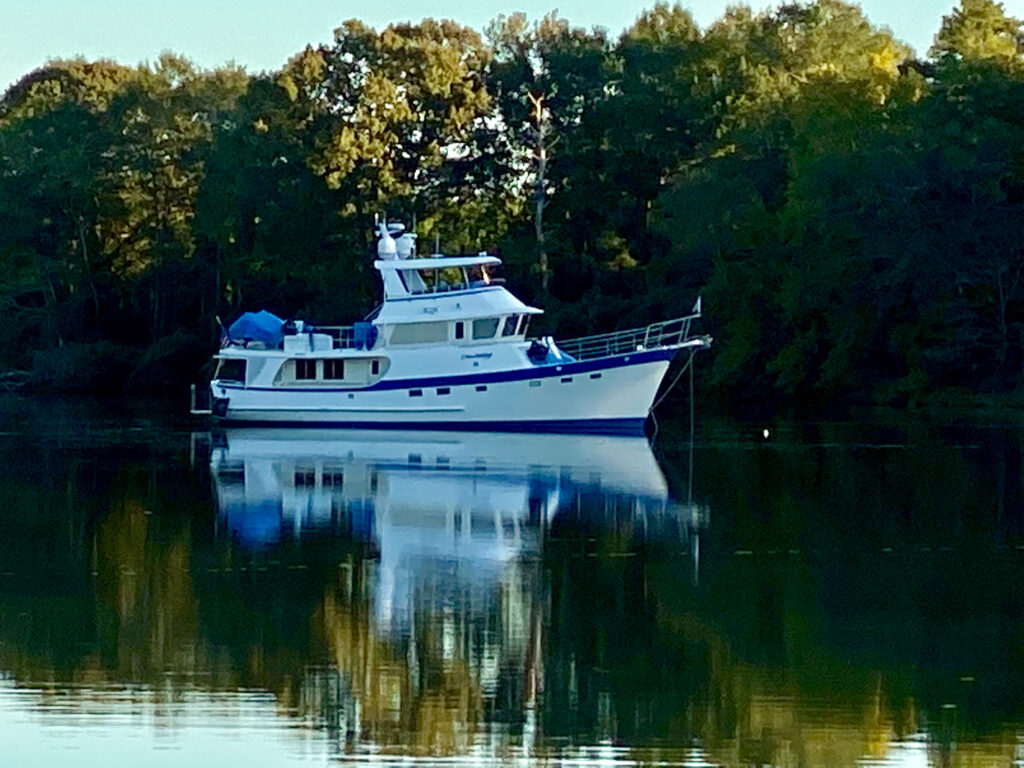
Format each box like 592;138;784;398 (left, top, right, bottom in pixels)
931;0;1023;63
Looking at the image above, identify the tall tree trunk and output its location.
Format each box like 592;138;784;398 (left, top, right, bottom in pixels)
77;216;100;322
528;92;551;293
535;143;548;292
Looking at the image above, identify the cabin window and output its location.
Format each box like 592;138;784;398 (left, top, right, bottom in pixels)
501;315;519;337
454;321;465;340
472;317;500;340
215;358;247;383
517;315;531;337
296;359;317;380
390;322;449;345
323;359;345;379
371;359;380;375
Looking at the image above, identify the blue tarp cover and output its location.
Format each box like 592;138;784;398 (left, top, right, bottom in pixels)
353;322;379;350
228;310;284;347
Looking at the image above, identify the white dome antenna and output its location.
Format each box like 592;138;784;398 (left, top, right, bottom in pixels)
377;214;398;259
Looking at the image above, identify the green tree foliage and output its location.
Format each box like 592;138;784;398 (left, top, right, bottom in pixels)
305;20;496;226
2;2;1024;408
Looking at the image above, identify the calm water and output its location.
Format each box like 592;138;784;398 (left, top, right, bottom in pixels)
0;397;1023;766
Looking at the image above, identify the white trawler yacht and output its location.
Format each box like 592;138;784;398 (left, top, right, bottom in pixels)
197;221;710;433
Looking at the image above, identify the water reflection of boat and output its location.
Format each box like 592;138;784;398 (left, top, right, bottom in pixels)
209;428;681;533
208;428;701;627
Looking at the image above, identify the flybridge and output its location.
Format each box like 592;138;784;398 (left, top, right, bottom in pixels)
374;220;505;300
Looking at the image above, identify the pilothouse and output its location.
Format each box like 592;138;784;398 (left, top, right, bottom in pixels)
197;220;711;433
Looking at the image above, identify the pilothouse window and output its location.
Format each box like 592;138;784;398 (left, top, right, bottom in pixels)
501;315;519;337
472;318;500;340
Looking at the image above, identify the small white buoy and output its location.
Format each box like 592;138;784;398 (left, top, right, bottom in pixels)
763;428;770;439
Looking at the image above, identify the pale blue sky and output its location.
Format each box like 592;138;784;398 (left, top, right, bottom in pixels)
1;0;1015;92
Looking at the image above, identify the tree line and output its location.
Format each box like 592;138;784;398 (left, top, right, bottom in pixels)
1;0;1023;407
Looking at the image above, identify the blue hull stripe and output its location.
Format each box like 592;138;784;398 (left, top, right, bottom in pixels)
218;417;648;436
218;346;677;394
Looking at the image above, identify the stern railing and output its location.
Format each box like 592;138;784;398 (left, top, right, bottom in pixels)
555;312;708;361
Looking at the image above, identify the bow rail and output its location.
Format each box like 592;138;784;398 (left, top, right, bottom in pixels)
555;312;709;362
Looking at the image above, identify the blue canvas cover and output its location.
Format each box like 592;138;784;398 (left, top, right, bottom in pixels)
228;310;284;347
353;322;379;350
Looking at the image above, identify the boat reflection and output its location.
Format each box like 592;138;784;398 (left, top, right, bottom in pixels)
209;429;703;634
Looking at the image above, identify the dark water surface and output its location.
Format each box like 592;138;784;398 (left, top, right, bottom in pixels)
0;397;1023;766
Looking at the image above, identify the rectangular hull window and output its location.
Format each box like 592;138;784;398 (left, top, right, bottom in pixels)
324;359;345;379
296;359;317;380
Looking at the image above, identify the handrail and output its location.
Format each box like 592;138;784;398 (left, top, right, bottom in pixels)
299;325;360;350
555;312;707;362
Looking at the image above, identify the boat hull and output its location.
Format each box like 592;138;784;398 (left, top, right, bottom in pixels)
210;347;683;435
